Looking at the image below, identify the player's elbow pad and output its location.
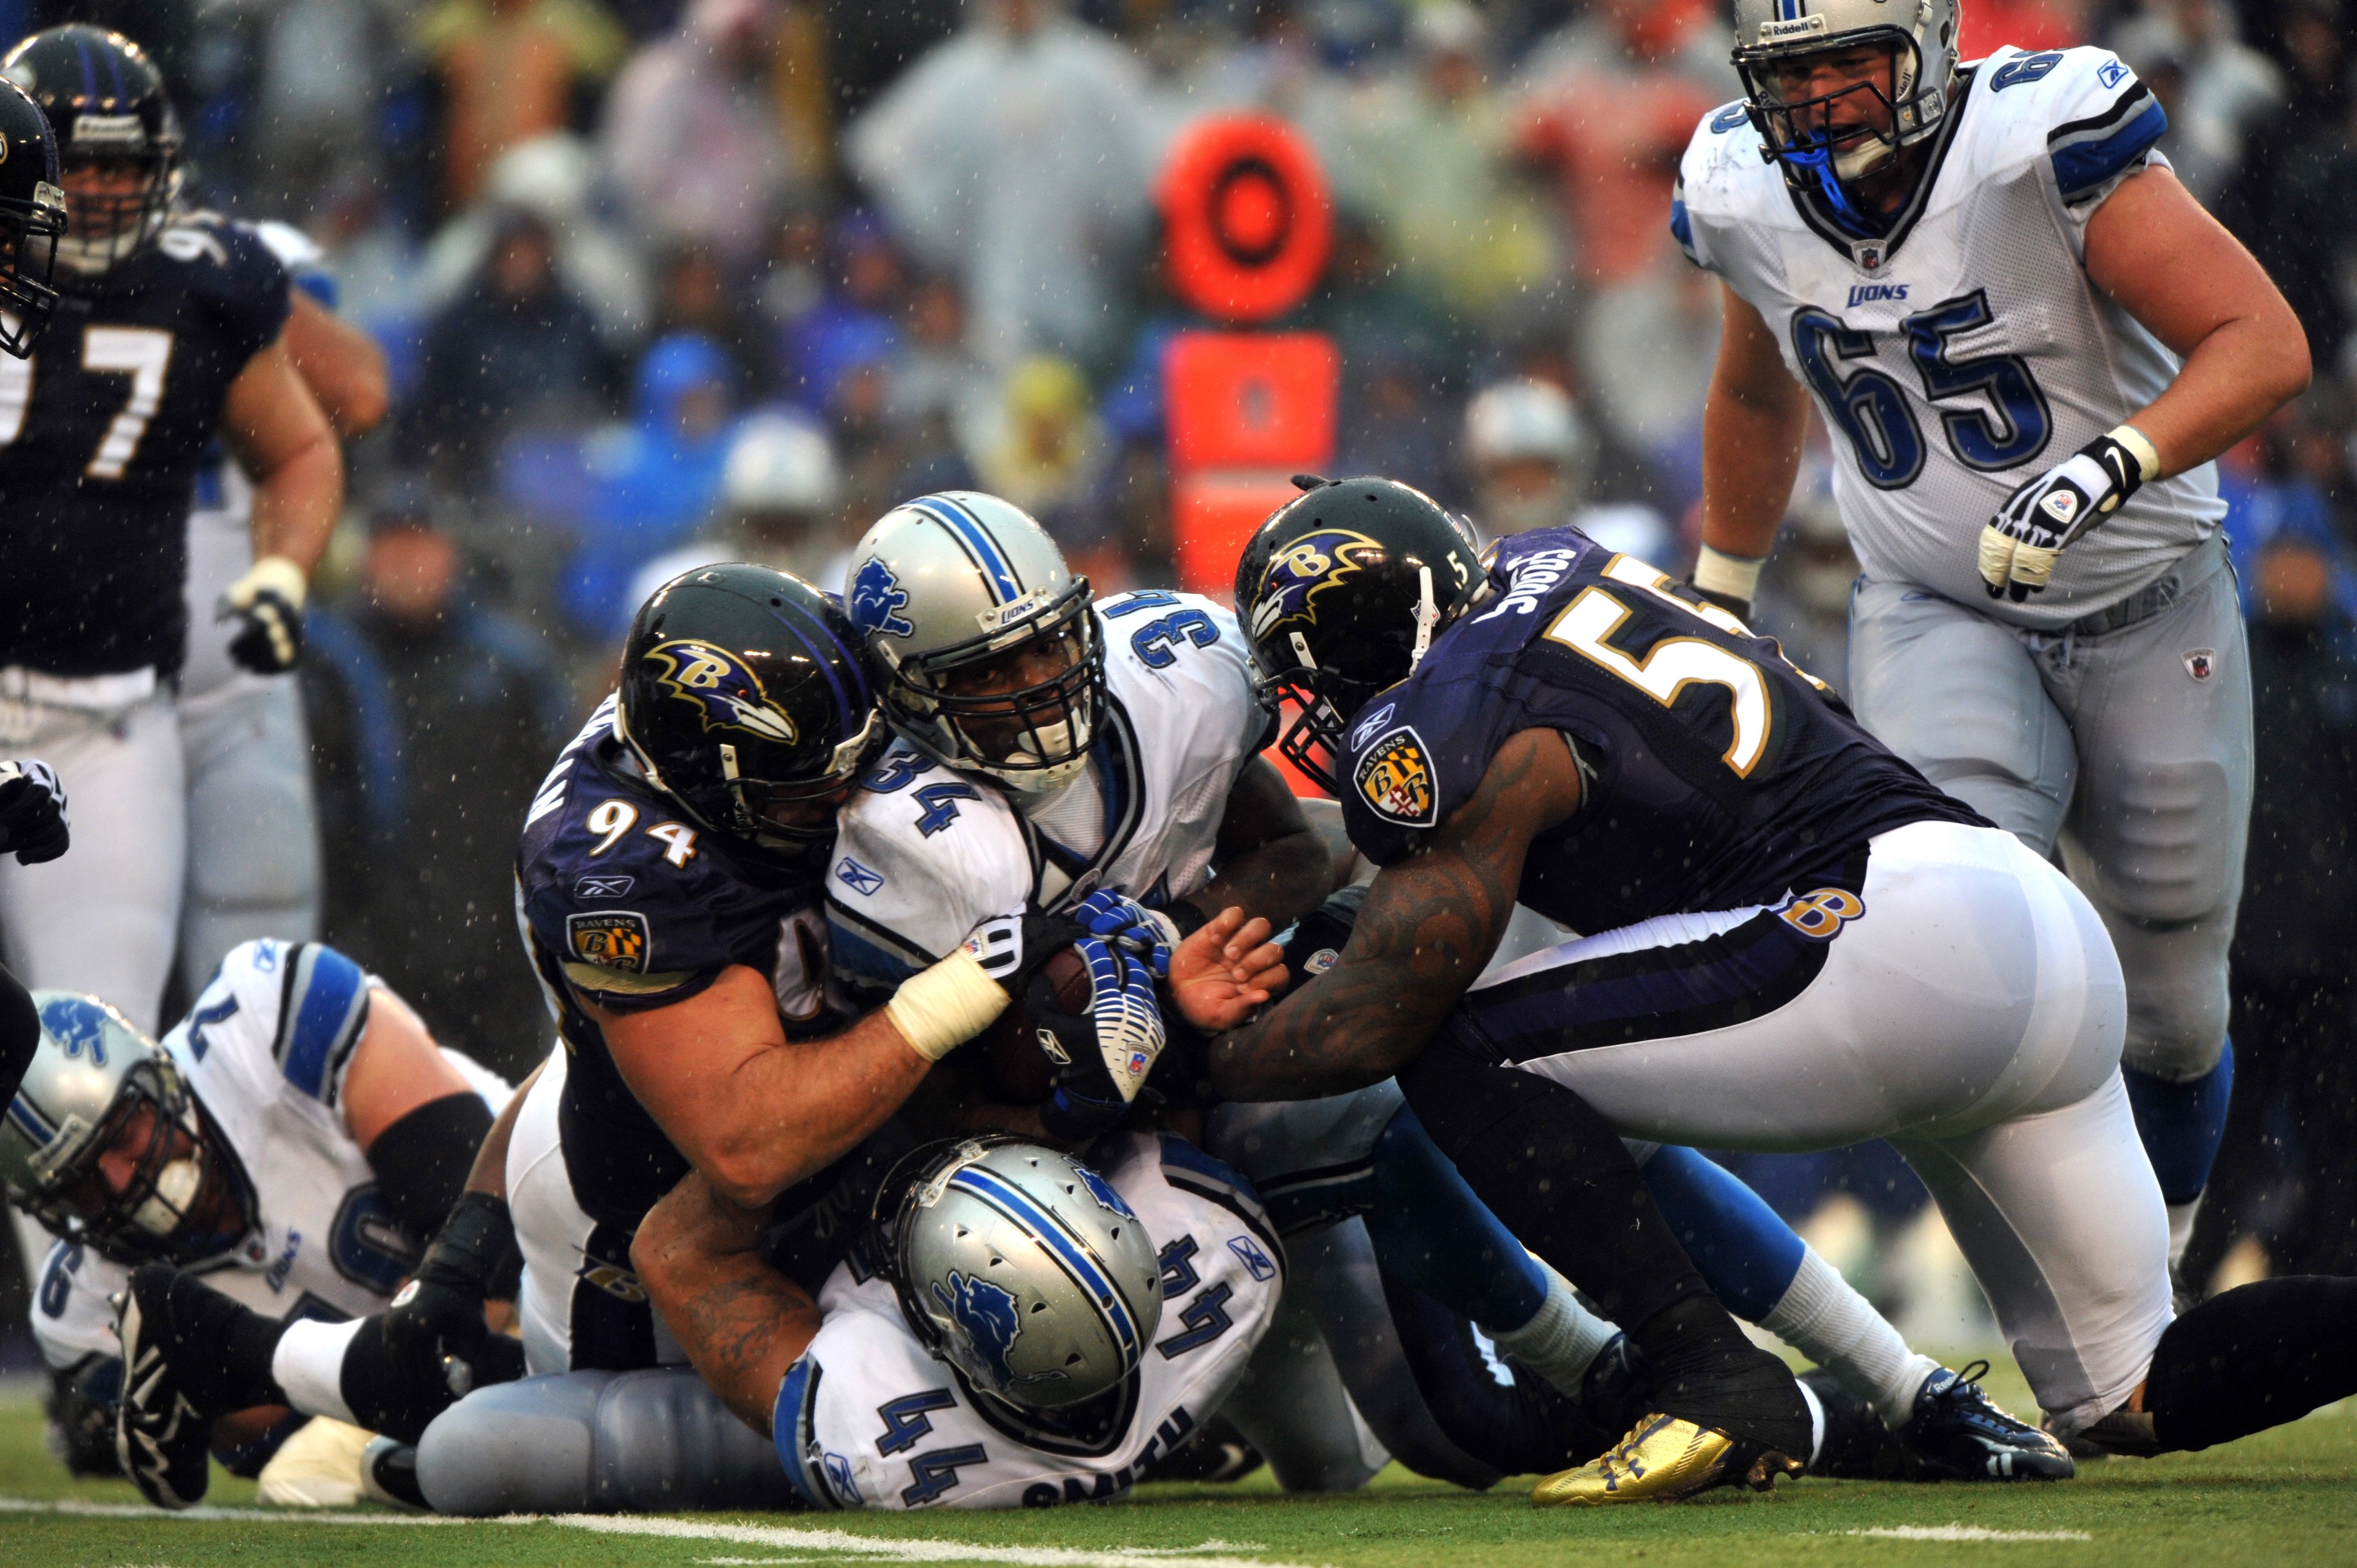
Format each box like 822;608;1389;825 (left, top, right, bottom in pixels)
367;1092;496;1240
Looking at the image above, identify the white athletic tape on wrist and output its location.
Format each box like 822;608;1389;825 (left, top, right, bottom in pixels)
238;554;310;611
2108;424;2162;484
1692;545;1765;604
886;946;1010;1062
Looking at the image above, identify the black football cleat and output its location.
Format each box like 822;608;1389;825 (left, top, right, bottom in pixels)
1899;1360;2075;1481
112;1267;219;1509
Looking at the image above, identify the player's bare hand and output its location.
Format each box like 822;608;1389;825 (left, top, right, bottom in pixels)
1170;907;1288;1032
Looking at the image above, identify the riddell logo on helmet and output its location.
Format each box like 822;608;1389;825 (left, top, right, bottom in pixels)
70;113;145;149
1759;14;1828;41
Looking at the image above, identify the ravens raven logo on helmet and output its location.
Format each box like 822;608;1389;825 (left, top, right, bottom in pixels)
641;639;800;744
1247;528;1385;642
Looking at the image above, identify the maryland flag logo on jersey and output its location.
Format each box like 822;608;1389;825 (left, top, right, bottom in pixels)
1248;528;1386;643
567;910;650;973
1354;724;1437;827
641;639;800;745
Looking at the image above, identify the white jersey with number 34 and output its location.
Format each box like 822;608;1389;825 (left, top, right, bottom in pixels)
1677;45;2221;627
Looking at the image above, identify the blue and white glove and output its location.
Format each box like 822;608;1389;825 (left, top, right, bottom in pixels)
1033;933;1167;1142
1979;427;2159;602
0;758;69;865
1071;888;1182;978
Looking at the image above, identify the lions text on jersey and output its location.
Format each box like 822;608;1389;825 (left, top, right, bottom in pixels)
825;591;1270;996
1676;48;2207;626
31;938;509;1370
0;212;290;678
775;1132;1280;1510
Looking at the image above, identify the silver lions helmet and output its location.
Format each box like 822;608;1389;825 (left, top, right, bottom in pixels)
842;492;1103;795
1731;0;1961;210
0;993;246;1263
882;1137;1162;1410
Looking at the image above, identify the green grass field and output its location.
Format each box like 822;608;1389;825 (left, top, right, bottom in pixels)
4;1365;2354;1568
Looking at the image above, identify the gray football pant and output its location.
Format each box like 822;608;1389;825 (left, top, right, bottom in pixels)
1847;536;2250;1083
177;677;321;998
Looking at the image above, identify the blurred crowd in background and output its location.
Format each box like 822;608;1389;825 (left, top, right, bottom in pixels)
6;0;2355;1349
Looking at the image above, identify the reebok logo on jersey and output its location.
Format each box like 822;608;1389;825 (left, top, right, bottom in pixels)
1354;725;1438;828
836;857;886;896
574;874;635;899
1349;702;1397;750
1846;282;1910;307
1228;1235;1277;1282
567;910;651;973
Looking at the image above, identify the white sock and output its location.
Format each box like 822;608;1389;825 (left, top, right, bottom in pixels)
1763;1244;1938;1432
2166;1195;2202;1272
271;1316;366;1425
1479;1258;1621;1398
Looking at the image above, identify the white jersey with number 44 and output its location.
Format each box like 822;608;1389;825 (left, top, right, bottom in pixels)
773;1131;1282;1510
1676;45;2220;628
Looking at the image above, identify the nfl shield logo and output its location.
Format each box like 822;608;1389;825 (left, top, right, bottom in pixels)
1854;241;1885;270
2184;649;2215;682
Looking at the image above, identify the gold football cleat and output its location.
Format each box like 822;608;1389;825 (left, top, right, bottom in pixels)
1531;1414;1804;1507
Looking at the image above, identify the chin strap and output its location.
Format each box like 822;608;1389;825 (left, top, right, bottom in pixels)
1784;137;1879;240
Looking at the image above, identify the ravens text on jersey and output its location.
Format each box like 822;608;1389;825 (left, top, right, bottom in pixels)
0;212;289;677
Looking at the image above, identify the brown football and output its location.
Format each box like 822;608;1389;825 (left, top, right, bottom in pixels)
976;945;1093;1103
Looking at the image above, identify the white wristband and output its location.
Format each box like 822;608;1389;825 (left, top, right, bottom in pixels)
240;554;310;610
2108;424;2163;484
885;947;1011;1062
1692;544;1766;604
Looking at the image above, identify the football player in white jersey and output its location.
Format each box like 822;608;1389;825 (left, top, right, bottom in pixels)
0;940;511;1507
633;1133;1280;1511
1677;0;2311;1278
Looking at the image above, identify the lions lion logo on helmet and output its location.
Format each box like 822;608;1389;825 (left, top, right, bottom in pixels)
849;556;915;639
641;639;800;744
934;1269;1027;1387
1247;528;1386;642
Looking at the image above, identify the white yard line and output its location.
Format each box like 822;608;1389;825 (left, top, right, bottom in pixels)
0;1497;1321;1568
1845;1525;2093;1543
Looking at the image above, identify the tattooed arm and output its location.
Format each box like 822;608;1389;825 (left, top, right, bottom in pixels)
632;1171;822;1436
1207;729;1584;1101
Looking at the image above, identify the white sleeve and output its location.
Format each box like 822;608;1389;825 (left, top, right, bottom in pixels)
28;1235;128;1370
825;769;1031;994
1991;47;2167;226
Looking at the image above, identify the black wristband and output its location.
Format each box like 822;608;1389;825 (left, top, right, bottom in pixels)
420;1189;515;1292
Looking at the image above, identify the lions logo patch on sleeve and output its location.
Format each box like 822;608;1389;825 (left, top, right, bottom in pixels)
567;910;651;974
1354;725;1437;827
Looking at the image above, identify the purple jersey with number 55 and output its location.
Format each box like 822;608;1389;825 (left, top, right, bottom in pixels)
1336;528;1984;932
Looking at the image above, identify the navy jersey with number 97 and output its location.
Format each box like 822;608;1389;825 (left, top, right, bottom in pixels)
0;211;290;678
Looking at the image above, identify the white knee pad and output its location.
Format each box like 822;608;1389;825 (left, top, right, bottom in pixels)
415;1369;795;1515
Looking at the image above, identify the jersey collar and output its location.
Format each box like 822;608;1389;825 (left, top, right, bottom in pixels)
1022;695;1145;912
1787;65;1980;274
